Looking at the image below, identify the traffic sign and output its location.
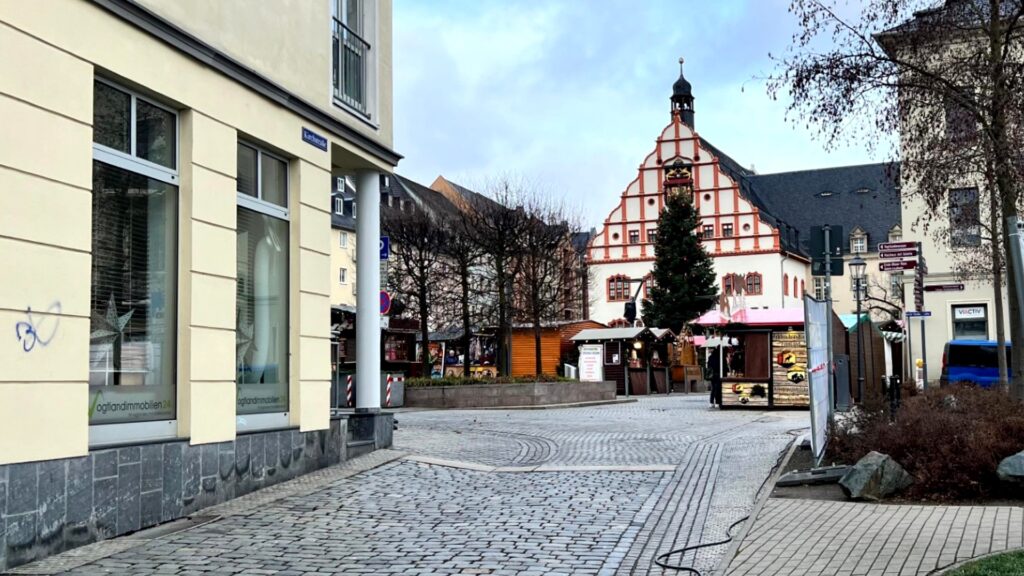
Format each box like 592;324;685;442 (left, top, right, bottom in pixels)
380;290;392;315
879;249;918;260
879;260;917;271
812;258;844;276
810;226;844;259
379;236;390;260
905;311;932;318
925;283;965;292
879;241;917;251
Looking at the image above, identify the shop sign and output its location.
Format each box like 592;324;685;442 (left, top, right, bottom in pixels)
579;345;604;382
954;306;985;320
237;382;288;412
88;386;174;424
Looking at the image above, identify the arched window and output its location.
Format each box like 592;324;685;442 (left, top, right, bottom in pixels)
793;277;799;297
745;273;762;295
722;275;733;296
783;273;790;296
607;275;630;302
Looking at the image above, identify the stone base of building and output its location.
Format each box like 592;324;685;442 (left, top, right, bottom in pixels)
0;413;394;571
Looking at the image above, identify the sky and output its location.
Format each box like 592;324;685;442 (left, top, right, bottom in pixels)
392;0;884;229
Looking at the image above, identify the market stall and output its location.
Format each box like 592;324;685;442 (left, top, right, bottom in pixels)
571;327;668;395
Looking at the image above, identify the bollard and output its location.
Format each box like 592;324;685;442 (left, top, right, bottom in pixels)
385;374;393;408
346;374;354;407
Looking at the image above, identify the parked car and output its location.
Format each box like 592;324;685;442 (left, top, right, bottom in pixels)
939;340;1011;388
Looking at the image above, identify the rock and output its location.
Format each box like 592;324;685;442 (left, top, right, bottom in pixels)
839;451;914;501
997;451;1024;484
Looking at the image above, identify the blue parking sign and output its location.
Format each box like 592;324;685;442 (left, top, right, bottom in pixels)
379;236;390;260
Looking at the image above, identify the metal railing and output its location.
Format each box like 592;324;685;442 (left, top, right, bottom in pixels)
332;18;371;117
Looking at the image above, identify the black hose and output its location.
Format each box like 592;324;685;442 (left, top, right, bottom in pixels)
652;515;748;574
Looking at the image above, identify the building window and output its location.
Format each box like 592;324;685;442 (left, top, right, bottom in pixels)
339;267;348;284
628;230;640;244
851;234;867;254
89;79;179;435
607;275;630;302
723;275;733;296
800;280;805;297
889;227;902;243
793;277;799;298
950;187;981;247
945;90;976;142
334;196;344;214
339;231;348;248
746;273;762;295
703;225;714;239
722;223;734;237
890;273;903;300
332;0;374;118
647;229;657;244
783;273;790;296
237;142;288;214
643;275;655;299
237;142;290;421
813;277;825;300
952;304;987;340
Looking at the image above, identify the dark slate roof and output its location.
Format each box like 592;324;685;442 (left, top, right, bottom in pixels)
441;178;506;213
330;177;356;231
395;175;461;217
748;162;901;254
571;231;592;253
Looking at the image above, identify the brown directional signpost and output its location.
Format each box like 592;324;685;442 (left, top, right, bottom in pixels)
878;241;929;387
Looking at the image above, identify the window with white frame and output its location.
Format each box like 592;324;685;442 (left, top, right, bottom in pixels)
339;231;348;248
339;267;348;284
236;141;290;427
332;0;377;120
89;79;179;444
813;277;825;300
889;227;902;243
851;233;867;254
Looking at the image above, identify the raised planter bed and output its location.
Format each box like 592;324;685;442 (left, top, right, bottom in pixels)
405;380;617;409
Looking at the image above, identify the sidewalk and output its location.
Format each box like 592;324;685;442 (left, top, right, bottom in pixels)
723;497;1024;576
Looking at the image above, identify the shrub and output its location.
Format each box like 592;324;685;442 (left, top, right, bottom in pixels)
828;385;1024;501
405;374;571;388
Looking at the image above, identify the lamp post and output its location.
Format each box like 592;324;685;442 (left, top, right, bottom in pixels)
849;255;867;404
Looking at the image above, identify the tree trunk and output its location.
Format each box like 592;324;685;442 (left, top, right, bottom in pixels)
419;287;431;378
533;309;543;377
460;261;472;378
987;167;1009;390
496;260;510;377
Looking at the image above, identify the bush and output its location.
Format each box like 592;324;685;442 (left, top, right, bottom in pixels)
828;385;1024;501
405;374;571;388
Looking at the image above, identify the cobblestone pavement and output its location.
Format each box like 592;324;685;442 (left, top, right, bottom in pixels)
724;498;1024;576
15;396;808;575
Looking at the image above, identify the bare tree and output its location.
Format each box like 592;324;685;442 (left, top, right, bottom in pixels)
770;0;1024;394
437;207;485;377
382;207;447;377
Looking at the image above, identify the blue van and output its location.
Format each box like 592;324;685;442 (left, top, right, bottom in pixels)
939;340;1011;388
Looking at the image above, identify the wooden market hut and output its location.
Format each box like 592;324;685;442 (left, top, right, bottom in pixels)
570;327;667;395
510;320;606;377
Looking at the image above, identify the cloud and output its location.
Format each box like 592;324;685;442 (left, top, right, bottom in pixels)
393;0;885;226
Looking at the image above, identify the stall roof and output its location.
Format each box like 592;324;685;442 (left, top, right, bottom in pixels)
650;328;677;341
571;327;649;341
695;310;731;326
839;313;869;330
730;307;805;327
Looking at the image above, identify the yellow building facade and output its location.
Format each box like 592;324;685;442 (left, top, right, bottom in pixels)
0;0;396;569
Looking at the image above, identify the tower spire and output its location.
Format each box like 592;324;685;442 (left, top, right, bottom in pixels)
671;57;695;128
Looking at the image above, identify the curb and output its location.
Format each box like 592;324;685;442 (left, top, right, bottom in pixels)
712;431;802;576
928;547;1024;575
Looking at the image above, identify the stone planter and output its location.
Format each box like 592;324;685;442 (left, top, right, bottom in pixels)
405;380;616;409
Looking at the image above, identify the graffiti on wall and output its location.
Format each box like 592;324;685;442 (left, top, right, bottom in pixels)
15;301;61;352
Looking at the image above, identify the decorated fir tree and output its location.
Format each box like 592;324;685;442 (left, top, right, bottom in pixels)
641;190;717;330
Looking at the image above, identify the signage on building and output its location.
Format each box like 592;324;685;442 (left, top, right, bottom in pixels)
380;236;390;260
879;249;918;260
301;127;328;151
878;241;918;251
924;284;965;292
380;291;392;315
954;306;985;320
905;311;932;318
578;345;604;382
879;260;917;271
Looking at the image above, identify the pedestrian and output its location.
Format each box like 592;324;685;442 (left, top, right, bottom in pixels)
708;346;722;408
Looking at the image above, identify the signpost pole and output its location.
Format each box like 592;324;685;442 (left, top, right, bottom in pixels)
918;242;928;389
823;226;835;417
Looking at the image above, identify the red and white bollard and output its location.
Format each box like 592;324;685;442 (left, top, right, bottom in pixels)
385;374;393;407
346;374;354;407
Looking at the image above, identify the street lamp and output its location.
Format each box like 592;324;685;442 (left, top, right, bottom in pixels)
849;255;867;403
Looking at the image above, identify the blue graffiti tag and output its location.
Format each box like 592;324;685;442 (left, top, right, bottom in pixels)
15;302;61;352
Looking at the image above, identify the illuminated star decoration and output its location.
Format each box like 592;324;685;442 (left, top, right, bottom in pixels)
90;293;134;344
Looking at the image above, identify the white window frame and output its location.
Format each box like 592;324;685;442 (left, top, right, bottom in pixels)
237;141;289;220
339;231;348;248
851;235;867;254
334;196;344;214
329;0;380;127
236;140;291;432
89;79;180;447
813;277;825;300
339;267;348;284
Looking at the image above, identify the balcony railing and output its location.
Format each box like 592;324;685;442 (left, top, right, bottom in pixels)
332;18;371;117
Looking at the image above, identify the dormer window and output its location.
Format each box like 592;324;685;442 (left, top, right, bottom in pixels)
889;226;902;243
850;228;868;254
817;191;834;198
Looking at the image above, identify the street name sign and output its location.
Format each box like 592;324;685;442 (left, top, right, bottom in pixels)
924;284;965;292
905;311;932;318
879;260;917;271
879;249;918;260
879;241;918;251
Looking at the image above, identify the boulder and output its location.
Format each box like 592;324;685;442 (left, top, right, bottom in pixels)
839;451;914;501
997;451;1024;484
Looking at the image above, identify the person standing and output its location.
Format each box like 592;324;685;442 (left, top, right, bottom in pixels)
708;346;723;408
